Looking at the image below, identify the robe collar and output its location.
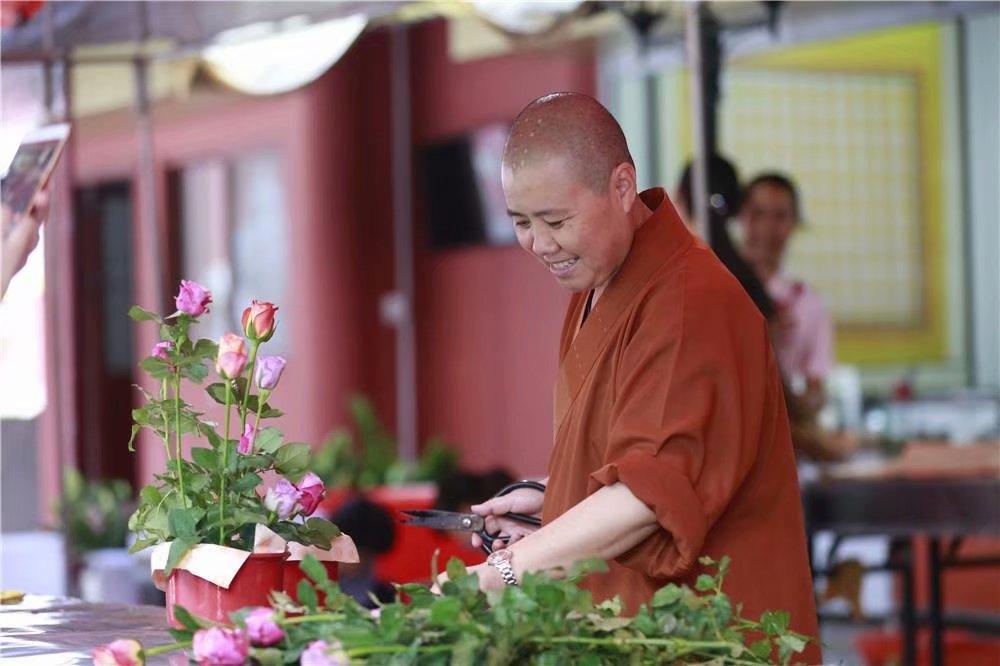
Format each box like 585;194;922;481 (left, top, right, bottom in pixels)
555;188;694;433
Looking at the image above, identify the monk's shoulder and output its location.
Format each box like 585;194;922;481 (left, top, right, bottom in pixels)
636;242;765;331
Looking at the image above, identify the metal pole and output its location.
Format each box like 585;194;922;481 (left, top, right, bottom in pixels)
133;2;164;310
390;24;418;463
685;1;709;242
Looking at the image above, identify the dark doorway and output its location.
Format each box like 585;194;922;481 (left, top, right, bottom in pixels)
74;181;136;483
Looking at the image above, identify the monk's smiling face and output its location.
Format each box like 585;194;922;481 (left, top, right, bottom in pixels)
504;155;635;293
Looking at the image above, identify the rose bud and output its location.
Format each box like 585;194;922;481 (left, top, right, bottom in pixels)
295;472;325;516
92;638;143;666
237;422;257;455
243;607;284;647
255;355;287;391
191;627;248;666
215;333;248;379
300;640;350;666
175;280;212;317
241;300;278;342
150;341;173;363
264;479;302;520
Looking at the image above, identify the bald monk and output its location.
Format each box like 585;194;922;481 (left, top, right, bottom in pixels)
455;93;821;662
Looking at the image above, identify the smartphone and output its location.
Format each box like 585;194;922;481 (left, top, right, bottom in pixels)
1;122;70;216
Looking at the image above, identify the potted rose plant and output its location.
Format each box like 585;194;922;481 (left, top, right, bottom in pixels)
127;281;344;627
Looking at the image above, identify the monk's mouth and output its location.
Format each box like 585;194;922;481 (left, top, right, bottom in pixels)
548;257;579;276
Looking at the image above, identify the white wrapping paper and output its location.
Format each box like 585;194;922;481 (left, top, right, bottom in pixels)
150;525;358;590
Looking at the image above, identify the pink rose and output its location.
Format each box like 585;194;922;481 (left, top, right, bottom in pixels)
300;640;350;666
151;341;173;363
215;333;248;379
243;606;284;647
191;627;248;665
175;280;212;317
295;472;325;517
255;355;287;391
237;422;257;455
241;300;278;341
92;638;143;666
264;479;302;520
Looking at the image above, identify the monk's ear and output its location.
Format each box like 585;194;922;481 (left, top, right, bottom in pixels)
609;162;637;213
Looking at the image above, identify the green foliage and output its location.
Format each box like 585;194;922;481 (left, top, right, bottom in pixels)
151;555;810;665
311;396;459;490
57;468;133;555
127;298;339;556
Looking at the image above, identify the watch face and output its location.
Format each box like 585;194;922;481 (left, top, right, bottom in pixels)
487;548;512;565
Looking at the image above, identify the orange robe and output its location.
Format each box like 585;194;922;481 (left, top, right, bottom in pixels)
542;188;821;663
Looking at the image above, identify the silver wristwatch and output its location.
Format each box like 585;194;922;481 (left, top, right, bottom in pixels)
486;548;518;586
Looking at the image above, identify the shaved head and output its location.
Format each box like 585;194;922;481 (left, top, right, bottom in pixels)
503;93;634;193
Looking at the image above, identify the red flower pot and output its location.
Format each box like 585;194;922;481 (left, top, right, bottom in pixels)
165;552;288;628
283;560;339;606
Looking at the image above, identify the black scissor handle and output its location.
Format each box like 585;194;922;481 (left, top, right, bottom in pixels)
478;480;545;554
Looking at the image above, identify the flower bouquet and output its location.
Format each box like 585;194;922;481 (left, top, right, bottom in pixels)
94;555;812;665
127;281;353;627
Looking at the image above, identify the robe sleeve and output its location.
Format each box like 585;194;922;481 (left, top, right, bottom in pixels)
589;263;775;579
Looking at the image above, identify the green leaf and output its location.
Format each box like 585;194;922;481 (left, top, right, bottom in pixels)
297;579;318;611
127;424;141;452
190;448;216;469
300;555;329;585
445;557;468;582
760;610;790;636
749;638;773;660
206;382;230;406
184;361;209;384
168;508;198;541
652;584;682;607
170;604;206;631
128;536;158;554
128;305;161;322
192;338;218;359
304;517;341;540
255;428;284;454
231;473;263;493
274;443;311;476
428;596;462;626
139;357;174;380
695;574;716;591
164;539;193;576
167;628;194;642
249;648;283;666
778;634;808;662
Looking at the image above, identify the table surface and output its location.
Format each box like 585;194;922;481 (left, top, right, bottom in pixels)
802;476;1000;536
0;596;186;665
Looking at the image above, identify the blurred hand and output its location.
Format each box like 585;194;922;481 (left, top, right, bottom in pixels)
2;188;49;298
469;486;544;551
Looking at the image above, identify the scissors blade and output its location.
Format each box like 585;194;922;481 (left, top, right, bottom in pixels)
399;510;485;533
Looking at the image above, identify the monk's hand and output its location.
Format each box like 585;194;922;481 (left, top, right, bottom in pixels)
470;486;544;551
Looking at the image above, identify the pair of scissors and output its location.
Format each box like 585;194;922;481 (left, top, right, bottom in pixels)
400;480;544;554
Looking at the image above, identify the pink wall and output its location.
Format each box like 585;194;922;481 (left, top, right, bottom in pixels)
54;19;595;494
72;75;370;484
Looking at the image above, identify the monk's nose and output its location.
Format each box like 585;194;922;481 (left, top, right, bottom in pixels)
532;228;558;257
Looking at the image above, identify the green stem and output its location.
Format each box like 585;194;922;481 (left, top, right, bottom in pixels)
159;380;172;462
173;374;186;507
529;636;737;650
346;644;454;658
240;341;260;431
142;640;191;658
219;381;232;546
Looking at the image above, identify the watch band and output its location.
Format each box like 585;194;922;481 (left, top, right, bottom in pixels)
492;558;518;586
487;549;519;586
